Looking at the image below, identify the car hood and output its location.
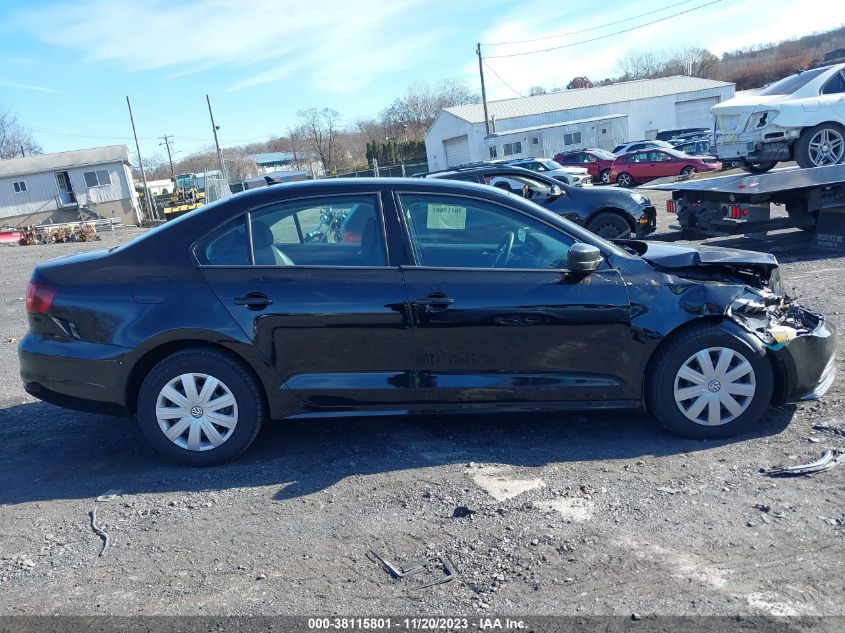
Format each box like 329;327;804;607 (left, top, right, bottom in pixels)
638;241;777;268
550;167;588;175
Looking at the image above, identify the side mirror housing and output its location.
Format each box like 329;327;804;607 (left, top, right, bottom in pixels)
550;184;562;197
567;243;602;273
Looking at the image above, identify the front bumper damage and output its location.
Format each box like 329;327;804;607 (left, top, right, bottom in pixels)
729;289;837;403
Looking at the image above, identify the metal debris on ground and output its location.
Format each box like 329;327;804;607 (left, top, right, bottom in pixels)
812;423;845;437
763;449;843;477
369;549;458;589
452;506;476;518
89;508;110;557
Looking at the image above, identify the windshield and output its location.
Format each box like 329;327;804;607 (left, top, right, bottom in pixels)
175;174;195;189
538;159;561;170
758;66;829;95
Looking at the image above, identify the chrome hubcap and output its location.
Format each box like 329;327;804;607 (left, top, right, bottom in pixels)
156;373;238;451
809;128;844;166
673;347;756;426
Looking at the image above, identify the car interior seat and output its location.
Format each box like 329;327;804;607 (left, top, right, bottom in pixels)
252;220;294;266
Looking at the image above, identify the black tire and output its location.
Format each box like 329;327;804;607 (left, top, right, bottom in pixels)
740;161;777;174
137;348;265;466
646;322;774;439
616;172;634;187
680;166;697;177
599;169;612;185
794;122;845;168
586;211;633;239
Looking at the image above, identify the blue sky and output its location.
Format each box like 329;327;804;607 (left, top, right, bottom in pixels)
0;0;838;162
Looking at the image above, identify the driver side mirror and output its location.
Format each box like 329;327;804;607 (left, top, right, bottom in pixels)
567;243;602;273
550;184;562;197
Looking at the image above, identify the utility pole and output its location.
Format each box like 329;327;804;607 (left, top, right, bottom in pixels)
476;43;490;136
206;95;226;179
126;96;151;224
159;134;176;182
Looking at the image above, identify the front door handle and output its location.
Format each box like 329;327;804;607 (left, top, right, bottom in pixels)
234;292;273;310
412;292;454;311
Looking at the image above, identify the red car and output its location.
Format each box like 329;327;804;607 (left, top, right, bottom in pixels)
610;148;722;187
554;148;617;185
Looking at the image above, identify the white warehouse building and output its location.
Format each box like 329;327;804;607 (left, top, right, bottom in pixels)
424;75;735;170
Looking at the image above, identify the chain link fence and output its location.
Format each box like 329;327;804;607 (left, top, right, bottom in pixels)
324;161;429;179
204;172;232;204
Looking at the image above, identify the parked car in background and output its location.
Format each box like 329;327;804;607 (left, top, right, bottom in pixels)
612;140;675;155
655;127;710;141
502;157;592;187
712;63;845;172
20;178;836;464
427;165;656;239
611;148;722;187
553;148;617;185
671;138;713;156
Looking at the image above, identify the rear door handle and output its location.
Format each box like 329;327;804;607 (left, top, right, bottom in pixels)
234;292;273;310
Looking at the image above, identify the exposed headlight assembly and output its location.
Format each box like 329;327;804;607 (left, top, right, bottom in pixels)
630;193;650;205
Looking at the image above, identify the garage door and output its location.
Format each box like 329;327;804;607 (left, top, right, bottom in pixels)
444;135;470;167
675;97;720;128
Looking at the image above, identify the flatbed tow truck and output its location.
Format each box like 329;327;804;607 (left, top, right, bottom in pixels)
644;164;845;250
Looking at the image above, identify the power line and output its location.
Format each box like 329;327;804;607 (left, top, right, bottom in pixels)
483;60;522;98
484;0;725;59
481;0;700;46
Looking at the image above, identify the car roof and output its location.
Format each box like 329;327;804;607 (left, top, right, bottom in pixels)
427;165;560;181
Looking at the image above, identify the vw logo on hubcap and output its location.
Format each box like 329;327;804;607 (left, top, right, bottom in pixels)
707;380;721;393
190;405;204;418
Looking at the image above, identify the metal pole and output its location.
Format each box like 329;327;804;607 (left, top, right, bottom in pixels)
159;134;176;182
477;43;490;137
126;96;151;224
206;95;226;178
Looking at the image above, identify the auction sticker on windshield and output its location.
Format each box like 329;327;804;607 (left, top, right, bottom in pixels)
427;203;467;230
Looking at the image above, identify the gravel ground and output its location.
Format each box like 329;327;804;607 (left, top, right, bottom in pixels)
0;193;843;618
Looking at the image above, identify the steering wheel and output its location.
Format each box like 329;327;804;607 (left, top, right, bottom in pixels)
493;231;515;268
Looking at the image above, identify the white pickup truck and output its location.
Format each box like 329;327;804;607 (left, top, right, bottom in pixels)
712;63;845;173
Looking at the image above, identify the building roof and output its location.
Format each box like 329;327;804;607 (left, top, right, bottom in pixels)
487;114;627;137
0;145;130;178
444;76;734;124
249;151;297;164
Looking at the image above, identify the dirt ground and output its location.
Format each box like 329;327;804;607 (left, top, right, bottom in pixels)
0;191;843;620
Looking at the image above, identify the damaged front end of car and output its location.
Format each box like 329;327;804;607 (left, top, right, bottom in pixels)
629;240;838;403
628;243;836;403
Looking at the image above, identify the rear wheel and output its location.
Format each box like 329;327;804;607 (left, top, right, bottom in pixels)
599;169;612;185
616;172;634;187
137;348;265;465
795;123;845;168
586;212;632;239
740;161;776;174
680;166;697;177
646;323;773;439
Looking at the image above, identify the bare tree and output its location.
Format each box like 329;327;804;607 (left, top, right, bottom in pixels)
528;86;548;96
380;79;477;140
0;107;42;159
297;107;342;174
617;47;720;80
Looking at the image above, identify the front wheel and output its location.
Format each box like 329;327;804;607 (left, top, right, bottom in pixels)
646;324;773;439
586;212;632;240
137;348;265;465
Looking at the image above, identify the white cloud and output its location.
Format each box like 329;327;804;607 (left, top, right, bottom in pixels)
0;80;58;93
471;0;840;101
14;0;447;93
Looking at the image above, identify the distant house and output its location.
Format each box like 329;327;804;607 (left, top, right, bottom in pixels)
0;145;141;227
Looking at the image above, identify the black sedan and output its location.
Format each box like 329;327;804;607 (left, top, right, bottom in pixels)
20;178;836;465
427;165;656;240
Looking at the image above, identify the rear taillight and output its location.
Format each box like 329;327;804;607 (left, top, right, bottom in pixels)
26;281;57;315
